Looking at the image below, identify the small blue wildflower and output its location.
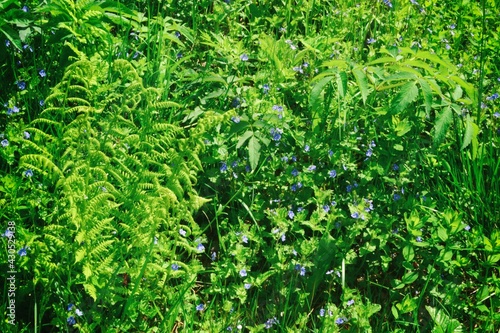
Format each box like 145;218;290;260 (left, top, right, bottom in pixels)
17;81;26;90
245;165;251;172
270;128;282;141
1;139;8;147
292;249;298;256
174;31;181;38
39;69;46;78
367;38;376;44
494;112;500;118
197;243;205;252
291;155;297;162
18;246;28;256
231;116;240;123
291;184;297;191
486;93;499;101
328;150;334;157
5;40;10;47
281;156;289;162
39;100;45;107
410;0;419;5
75;309;83;316
24;169;33;177
291;168;299;176
22;6;29;12
297;207;304;212
346;185;353;192
329;170;337;178
351;212;359;219
263;84;270;94
231;97;241;108
171;263;179;270
211;251;217;261
392;163;399;171
196;303;204;311
67;303;74;311
347;299;355;306
393;193;401;201
297;182;302;188
231;160;239;168
450;23;456;29
319;308;325;317
239;269;247;277
23;131;30;139
244;283;252;289
300;266;306;276
323;205;330;213
331;201;336;207
242;235;248;243
304;145;310;152
335;317;346;325
308;165;316;171
281;233;286;242
416;236;423;242
369;140;376;148
366;148;373;157
220;162;228;173
240;54;249;61
464;225;471;231
67;316;76;326
2;230;14;238
179;229;186;236
288;210;295;219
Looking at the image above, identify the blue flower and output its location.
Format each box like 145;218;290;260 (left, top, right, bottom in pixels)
291;168;299;176
281;233;286;242
23;131;30;139
24;169;33;177
329;170;337;178
18;246;28;256
39;69;46;78
319;308;325;317
367;38;376;44
75;309;83;316
308;165;316;171
2;230;14;238
270;128;282;141
304;145;310;152
288;210;295;219
196;303;204;311
328;150;334;157
67;303;74;311
22;5;29;12
346;185;353;192
231;116;240;123
300;266;306;276
39;100;45;107
323;205;330;213
239;269;247;277
174;31;181;38
231;97;241;108
416;236;423;242
240;54;249;61
263;84;270;94
351;212;359;219
171;263;179;270
5;40;10;47
382;0;392;8
464;225;471;231
242;235;248;243
347;299;355;306
335;317;346;325
211;251;217;261
366;148;373;157
291;184;297;191
393;193;401;201
244;283;252;289
197;243;205;252
494;112;500;118
17;81;26;90
392;163;399;171
1;139;9;147
220;162;228;173
67;316;76;326
486;93;499;101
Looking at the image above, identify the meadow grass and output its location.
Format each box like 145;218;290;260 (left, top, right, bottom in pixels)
1;0;499;332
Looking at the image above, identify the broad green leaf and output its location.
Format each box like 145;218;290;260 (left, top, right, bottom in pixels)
248;136;261;171
402;245;414;261
433;106;453;145
236;130;254;149
461;114;479;159
417;77;433;116
337;71;348;98
309;75;334;114
402;271;418;285
389;81;419;114
352;67;370;104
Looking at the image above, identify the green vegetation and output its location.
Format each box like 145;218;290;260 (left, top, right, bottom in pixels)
1;0;499;332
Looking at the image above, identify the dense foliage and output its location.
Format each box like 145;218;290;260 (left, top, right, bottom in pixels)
1;0;499;332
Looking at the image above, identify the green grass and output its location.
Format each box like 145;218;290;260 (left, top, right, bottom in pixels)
1;0;499;332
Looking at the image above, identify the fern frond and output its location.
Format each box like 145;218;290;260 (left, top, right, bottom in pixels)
89;240;115;259
154;101;181;109
20;154;64;179
44;233;66;248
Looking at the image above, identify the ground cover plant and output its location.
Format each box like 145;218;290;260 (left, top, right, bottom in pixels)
1;0;499;332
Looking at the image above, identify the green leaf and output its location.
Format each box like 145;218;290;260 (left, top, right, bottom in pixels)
248;136;261;171
237;130;254;149
401;271;418;285
461;114;479;158
310;75;334;114
433;106;453;146
417;77;433;116
352;67;370;104
389;81;419;114
402;245;415;261
337;71;348;98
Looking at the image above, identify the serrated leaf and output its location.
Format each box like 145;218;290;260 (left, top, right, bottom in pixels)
337;71;348;98
389;81;419;114
461;115;479;158
248;136;261;171
75;248;86;263
310;75;334;113
84;283;97;301
417;78;433;116
352;67;370;104
237;130;254;149
433;106;453;145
